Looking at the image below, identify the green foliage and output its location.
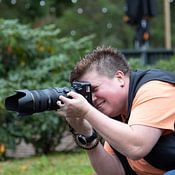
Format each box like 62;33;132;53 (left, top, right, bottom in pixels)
128;58;151;70
0;0;73;23
56;0;175;48
0;151;94;175
154;55;175;72
0;1;175;49
0;19;61;77
56;0;134;48
0;19;93;154
128;55;175;73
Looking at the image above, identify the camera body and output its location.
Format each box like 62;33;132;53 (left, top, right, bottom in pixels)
5;81;92;116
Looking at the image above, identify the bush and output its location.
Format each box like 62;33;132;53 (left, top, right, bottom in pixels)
154;55;175;72
128;55;175;73
0;19;93;155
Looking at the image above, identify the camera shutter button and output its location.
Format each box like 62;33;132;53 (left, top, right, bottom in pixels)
63;88;71;94
63;88;72;99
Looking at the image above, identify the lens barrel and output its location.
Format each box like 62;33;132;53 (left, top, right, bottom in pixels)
5;87;70;116
5;81;92;116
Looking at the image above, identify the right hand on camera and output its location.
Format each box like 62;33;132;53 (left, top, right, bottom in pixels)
57;91;92;119
56;91;93;136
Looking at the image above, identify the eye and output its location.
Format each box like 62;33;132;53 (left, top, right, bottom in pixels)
92;86;98;93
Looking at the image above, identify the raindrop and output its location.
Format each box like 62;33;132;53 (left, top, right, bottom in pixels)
72;0;77;3
11;0;16;5
102;7;108;13
40;0;45;6
70;30;76;36
77;8;83;14
107;23;112;29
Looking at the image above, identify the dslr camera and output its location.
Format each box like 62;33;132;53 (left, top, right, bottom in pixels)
5;81;92;116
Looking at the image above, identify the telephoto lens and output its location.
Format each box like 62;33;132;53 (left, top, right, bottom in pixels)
5;81;92;116
5;88;70;116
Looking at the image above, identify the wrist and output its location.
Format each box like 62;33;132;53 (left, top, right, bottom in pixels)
83;104;94;120
67;118;93;136
69;125;100;150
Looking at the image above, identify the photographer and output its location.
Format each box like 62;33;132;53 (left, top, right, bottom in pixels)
57;46;175;175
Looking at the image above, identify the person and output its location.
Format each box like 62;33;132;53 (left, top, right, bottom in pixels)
57;46;175;175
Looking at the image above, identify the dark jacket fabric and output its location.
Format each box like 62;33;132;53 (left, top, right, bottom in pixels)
112;69;175;173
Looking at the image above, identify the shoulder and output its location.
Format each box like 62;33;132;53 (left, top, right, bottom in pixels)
130;80;175;131
134;80;175;103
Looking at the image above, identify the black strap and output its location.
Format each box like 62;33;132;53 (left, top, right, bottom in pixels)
112;148;137;175
144;132;175;171
110;70;175;172
127;70;175;171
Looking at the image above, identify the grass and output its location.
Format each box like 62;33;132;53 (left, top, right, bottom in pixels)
0;151;95;175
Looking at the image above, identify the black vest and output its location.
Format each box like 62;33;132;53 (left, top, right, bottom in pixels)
112;69;175;173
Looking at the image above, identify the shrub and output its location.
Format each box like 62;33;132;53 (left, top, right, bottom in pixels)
128;55;175;73
0;19;93;155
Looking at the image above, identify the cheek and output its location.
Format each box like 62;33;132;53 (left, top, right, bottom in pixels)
96;89;110;99
105;90;125;114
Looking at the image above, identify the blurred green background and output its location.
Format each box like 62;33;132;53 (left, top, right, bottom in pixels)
0;0;174;160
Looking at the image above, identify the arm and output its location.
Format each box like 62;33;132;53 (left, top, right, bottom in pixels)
87;143;125;175
58;91;162;159
57;102;125;175
84;107;162;159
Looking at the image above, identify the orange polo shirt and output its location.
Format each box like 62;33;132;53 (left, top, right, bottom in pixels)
104;81;175;175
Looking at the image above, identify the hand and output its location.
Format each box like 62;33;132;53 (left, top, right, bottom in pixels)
56;91;93;135
57;91;91;119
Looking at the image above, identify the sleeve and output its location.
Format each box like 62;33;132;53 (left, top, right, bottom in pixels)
128;81;175;131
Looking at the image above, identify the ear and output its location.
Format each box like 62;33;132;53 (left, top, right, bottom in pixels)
114;70;125;87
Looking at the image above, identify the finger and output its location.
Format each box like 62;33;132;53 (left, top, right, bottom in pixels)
67;91;80;99
57;100;65;108
59;95;72;104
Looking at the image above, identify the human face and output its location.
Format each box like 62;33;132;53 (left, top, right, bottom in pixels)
79;69;128;117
